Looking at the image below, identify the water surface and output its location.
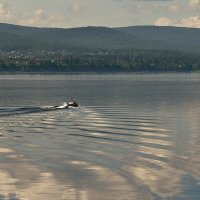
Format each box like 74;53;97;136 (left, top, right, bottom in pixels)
0;73;200;200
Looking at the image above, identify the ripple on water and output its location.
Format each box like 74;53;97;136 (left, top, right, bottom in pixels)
0;105;198;200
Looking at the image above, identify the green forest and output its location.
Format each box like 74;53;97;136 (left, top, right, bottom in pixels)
0;50;199;72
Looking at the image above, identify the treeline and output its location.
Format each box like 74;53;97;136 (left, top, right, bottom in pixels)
0;50;200;72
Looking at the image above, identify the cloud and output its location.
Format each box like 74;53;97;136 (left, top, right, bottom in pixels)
113;0;180;15
19;9;47;26
71;3;81;13
0;3;10;20
18;9;69;27
179;15;200;27
34;9;47;20
0;2;18;23
0;1;70;27
188;0;200;6
138;0;173;1
166;4;180;12
155;17;175;26
136;3;153;13
113;0;173;2
0;3;6;17
155;15;200;28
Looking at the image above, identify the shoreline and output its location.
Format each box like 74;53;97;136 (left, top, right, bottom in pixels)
0;71;199;75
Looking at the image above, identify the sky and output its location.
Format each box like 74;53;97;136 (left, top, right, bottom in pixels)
0;0;200;28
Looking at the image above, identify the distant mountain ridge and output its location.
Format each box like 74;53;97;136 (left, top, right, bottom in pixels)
0;23;200;54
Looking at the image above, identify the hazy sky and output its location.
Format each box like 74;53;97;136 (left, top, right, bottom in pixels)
0;0;200;28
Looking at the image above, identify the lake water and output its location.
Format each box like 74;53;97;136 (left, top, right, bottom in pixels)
0;73;200;200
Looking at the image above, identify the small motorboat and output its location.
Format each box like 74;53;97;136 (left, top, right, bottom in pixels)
46;100;79;110
67;101;79;107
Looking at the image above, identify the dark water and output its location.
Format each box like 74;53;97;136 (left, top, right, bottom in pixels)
0;73;200;200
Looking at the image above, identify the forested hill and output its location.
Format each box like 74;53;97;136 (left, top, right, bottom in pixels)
0;23;200;54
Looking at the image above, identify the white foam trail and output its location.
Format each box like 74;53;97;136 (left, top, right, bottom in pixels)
57;102;68;109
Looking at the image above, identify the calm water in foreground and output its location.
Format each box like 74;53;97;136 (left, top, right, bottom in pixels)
0;73;200;200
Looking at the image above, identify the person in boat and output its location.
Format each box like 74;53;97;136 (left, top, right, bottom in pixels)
68;100;79;107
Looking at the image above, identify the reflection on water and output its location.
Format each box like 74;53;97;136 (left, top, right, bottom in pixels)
0;74;200;200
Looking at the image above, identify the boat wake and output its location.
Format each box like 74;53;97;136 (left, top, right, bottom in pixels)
0;102;78;117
